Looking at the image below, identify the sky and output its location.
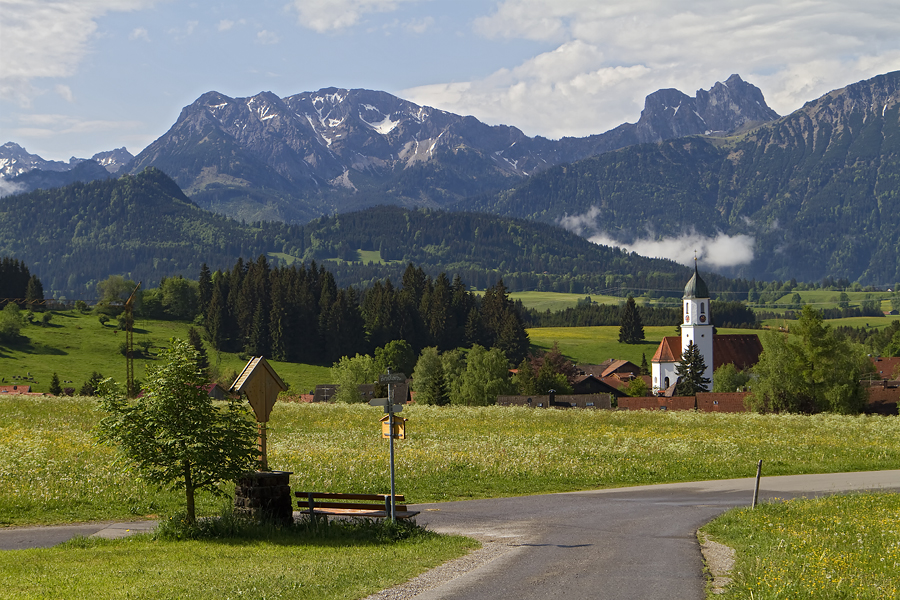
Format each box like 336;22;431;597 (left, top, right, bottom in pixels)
3;0;899;164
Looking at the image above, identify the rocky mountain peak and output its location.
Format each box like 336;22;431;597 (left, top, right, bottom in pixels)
635;75;779;142
91;147;134;173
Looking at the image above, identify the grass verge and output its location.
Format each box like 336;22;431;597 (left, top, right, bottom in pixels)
700;492;900;599
0;514;476;600
3;397;900;525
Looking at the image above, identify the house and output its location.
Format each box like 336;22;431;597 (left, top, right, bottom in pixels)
572;373;623;396
205;383;228;400
869;356;900;380
0;385;31;394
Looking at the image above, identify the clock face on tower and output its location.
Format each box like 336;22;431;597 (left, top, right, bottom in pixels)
685;314;690;323
700;315;707;323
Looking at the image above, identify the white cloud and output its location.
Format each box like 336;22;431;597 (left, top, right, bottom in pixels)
558;205;755;268
218;19;234;31
129;26;150;41
256;30;280;45
55;84;74;102
406;0;900;138
590;231;756;269
287;0;422;32
403;16;433;34
0;0;161;105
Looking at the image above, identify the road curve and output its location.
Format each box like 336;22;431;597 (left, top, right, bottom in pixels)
3;471;898;599
404;470;900;600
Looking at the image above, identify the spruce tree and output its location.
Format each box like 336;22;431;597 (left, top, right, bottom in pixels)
618;296;645;344
49;372;62;396
187;327;209;376
674;341;711;395
197;263;212;316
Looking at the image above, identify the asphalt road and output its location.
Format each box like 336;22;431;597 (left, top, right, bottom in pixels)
409;470;900;600
3;470;899;599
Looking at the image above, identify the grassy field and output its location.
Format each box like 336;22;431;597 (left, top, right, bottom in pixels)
0;310;331;394
701;492;900;599
0;522;476;600
773;289;895;308
526;325;761;365
760;314;900;331
3;396;900;526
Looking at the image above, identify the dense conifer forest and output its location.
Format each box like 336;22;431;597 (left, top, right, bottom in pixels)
202;258;529;365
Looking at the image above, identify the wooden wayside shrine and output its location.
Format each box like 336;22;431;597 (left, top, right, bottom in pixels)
230;356;287;470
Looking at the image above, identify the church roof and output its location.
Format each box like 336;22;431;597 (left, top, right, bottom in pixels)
713;335;763;371
651;337;682;363
651;334;763;372
683;262;709;299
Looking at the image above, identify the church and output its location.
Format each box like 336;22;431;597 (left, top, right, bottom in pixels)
651;262;763;395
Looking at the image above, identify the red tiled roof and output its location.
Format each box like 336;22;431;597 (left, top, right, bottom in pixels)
601;359;640;378
871;357;900;380
651;337;681;363
601;375;628;391
712;335;763;371
0;385;31;393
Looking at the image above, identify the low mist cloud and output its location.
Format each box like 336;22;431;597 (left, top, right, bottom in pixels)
588;231;756;269
0;179;26;198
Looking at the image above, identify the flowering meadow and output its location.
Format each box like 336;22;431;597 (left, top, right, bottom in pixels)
3;395;899;525
701;492;900;599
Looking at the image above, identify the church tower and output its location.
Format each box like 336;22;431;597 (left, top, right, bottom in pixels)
681;260;714;388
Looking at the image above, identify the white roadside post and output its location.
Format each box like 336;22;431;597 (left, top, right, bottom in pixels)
371;370;406;522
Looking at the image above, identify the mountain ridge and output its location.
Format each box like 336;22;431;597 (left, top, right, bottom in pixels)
123;75;778;222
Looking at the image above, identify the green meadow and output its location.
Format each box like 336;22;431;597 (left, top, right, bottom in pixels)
3;397;900;527
0;310;330;394
773;289;895;309
526;325;762;365
760;314;900;331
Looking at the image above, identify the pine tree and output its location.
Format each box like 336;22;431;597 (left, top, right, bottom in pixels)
197;263;212;316
618;296;645;344
49;372;62;396
674;341;710;395
187;327;210;376
640;352;650;375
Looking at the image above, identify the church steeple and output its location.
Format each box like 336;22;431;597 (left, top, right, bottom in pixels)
683;260;709;300
681;258;713;388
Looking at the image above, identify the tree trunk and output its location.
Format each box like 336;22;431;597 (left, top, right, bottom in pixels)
184;460;196;524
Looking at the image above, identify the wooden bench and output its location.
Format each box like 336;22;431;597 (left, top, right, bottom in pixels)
295;492;420;521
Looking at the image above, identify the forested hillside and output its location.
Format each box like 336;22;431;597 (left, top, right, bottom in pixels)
0;168;299;296
3;169;751;299
462;72;900;285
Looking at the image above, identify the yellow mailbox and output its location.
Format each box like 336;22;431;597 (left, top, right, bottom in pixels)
380;415;407;439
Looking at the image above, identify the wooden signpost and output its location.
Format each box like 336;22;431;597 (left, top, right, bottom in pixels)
230;357;287;471
370;370;407;521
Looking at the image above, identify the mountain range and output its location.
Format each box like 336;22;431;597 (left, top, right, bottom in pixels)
2;71;898;285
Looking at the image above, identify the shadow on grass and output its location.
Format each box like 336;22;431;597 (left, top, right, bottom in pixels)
147;511;434;550
4;337;68;356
